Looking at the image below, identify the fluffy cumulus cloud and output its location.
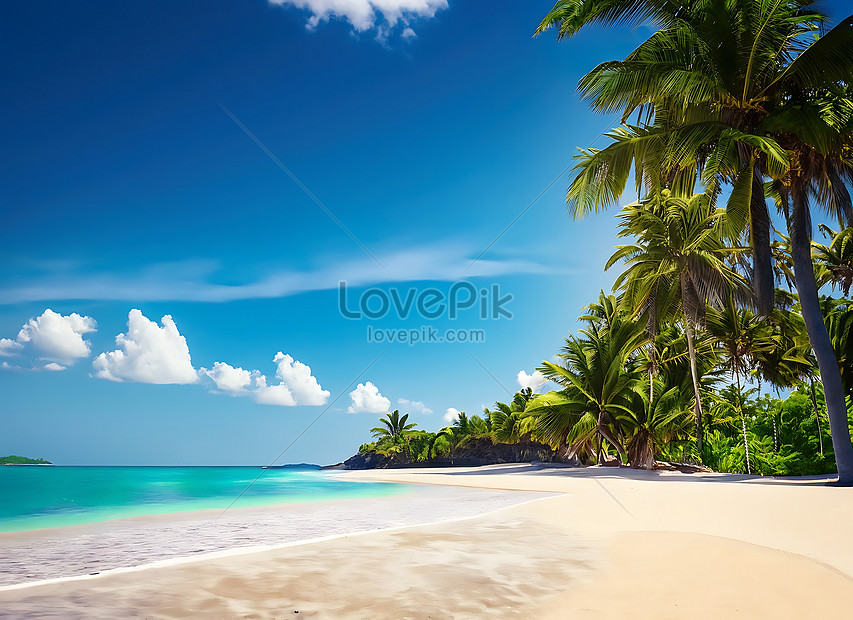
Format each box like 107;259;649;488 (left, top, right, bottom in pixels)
253;374;297;407
443;407;460;423
203;361;254;394
517;369;547;393
93;309;198;384
201;354;329;407
0;338;23;356
348;381;391;414
0;309;97;370
269;0;447;36
13;309;97;364
397;397;432;415
272;352;330;405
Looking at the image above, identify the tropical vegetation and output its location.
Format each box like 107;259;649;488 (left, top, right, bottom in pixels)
534;0;853;482
352;0;853;482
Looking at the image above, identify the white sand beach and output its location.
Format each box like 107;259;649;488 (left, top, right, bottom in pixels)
1;464;852;618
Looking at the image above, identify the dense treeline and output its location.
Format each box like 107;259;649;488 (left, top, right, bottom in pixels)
359;273;851;475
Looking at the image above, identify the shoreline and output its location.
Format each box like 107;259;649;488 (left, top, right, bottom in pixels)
0;491;557;594
2;464;852;617
0;478;553;590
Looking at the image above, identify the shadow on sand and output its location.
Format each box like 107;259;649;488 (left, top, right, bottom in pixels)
429;462;842;487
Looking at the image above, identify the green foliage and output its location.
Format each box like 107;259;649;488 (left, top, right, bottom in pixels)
702;386;838;475
620;381;693;469
0;455;51;465
821;297;853;400
532;293;648;464
814;226;853;297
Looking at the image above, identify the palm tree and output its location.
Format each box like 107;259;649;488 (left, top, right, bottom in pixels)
427;424;465;463
621;380;693;469
821;297;853;402
536;0;800;313
370;410;417;441
530;304;647;464
461;413;492;437
752;304;814;452
606;191;747;452
706;303;777;473
813;225;853;297
537;0;853;482
487;388;535;444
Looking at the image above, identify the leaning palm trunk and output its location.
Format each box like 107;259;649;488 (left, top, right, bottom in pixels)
596;409;626;465
791;195;853;483
750;174;775;316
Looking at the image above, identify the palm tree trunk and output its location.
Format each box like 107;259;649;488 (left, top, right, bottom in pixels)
809;377;824;456
649;367;655;406
750;173;775;316
599;421;627;465
772;388;780;453
596;429;604;465
735;370;751;474
772;415;779;453
790;192;853;484
683;318;705;455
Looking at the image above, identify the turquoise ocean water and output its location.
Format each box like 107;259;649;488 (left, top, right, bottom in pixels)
0;466;406;533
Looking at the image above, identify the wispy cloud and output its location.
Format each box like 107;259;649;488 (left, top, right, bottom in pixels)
397;397;432;414
0;243;552;304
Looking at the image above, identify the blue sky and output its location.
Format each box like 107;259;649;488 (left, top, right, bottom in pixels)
2;1;849;465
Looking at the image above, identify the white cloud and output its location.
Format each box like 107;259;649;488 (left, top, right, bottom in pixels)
43;362;66;371
13;309;97;363
0;338;23;356
201;354;329;407
270;0;447;34
401;27;417;39
93;309;198;384
517;370;546;393
443;407;460;423
0;244;553;305
203;361;254;394
397;397;432;414
271;352;330;405
253;374;297;407
348;381;390;414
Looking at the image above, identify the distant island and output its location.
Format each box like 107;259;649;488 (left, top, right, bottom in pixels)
1;455;52;465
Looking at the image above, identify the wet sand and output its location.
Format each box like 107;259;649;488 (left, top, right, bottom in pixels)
0;484;550;587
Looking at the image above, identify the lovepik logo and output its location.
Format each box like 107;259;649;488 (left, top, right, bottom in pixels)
337;281;513;320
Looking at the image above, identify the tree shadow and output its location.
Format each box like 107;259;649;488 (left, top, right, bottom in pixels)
431;462;840;486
